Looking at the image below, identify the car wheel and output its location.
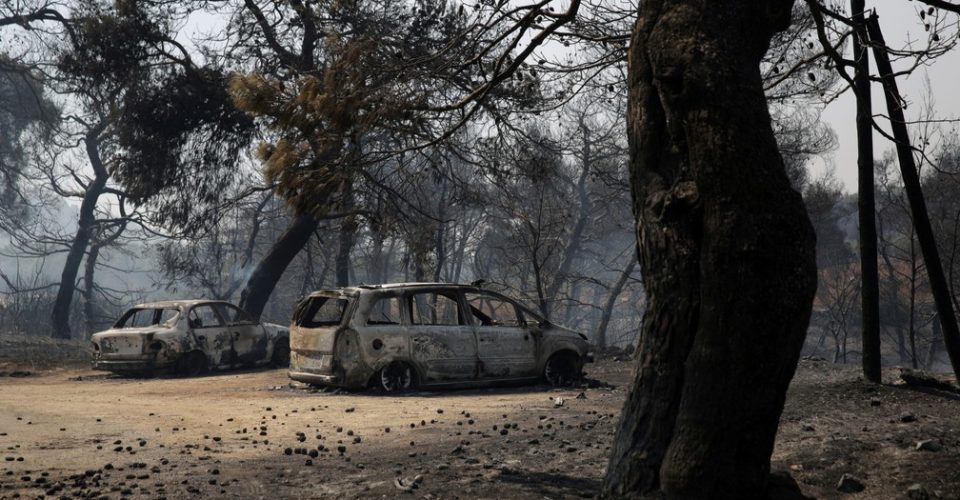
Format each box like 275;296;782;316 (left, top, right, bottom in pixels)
376;362;415;393
176;351;208;377
272;338;290;368
543;352;582;387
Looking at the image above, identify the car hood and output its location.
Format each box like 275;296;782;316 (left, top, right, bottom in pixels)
543;323;588;341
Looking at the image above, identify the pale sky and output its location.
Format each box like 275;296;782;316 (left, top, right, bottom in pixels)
183;1;960;194
817;1;960;191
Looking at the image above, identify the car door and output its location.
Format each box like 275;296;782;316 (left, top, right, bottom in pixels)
187;303;232;368
406;289;478;383
215;303;267;367
465;291;538;379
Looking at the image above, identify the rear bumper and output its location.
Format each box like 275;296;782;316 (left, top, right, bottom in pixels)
289;351;349;386
288;370;342;386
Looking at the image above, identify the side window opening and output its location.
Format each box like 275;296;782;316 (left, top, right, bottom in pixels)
157;308;181;327
367;296;401;325
465;293;521;327
518;307;546;328
410;292;463;326
216;303;256;326
116;308;180;328
188;304;225;329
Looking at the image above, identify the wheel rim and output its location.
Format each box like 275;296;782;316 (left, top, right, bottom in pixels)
380;363;412;392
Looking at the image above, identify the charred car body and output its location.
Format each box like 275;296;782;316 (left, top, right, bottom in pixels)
288;283;593;391
91;300;289;376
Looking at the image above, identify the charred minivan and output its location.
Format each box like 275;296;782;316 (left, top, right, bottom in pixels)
288;283;593;391
91;300;289;376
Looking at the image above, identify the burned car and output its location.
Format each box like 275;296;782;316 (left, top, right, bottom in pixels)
91;300;289;376
288;283;593;391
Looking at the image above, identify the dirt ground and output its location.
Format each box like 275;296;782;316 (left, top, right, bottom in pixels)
1;341;959;499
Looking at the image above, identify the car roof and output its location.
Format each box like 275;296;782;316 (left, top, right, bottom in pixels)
305;283;483;298
129;299;232;309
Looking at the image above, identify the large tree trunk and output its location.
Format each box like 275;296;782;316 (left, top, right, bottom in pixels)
51;128;108;339
602;2;817;498
867;14;960;382
852;0;882;383
239;211;318;320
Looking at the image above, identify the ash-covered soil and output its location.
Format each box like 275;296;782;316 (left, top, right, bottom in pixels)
1;341;958;499
0;334;90;374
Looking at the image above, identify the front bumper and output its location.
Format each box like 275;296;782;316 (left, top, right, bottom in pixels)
92;353;175;373
93;358;156;373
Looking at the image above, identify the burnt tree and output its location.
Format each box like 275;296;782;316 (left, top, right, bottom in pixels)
602;1;817;497
51;123;108;339
852;0;881;383
867;13;960;382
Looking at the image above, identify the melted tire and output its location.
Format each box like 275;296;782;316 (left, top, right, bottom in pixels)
272;338;290;368
176;351;208;377
543;352;582;387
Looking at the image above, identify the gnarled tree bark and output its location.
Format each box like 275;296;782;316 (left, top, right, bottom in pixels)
602;1;817;497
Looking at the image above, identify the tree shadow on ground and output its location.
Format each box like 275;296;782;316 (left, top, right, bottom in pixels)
496;469;601;498
887;383;960;402
290;376;616;398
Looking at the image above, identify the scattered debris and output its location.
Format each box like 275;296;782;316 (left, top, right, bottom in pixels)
394;475;423;493
915;439;942;452
898;368;959;393
906;483;930;500
836;473;865;493
898;412;917;423
553;397;565;408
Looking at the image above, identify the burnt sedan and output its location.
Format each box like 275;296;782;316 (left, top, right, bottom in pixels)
91;300;289;376
288;283;593;392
